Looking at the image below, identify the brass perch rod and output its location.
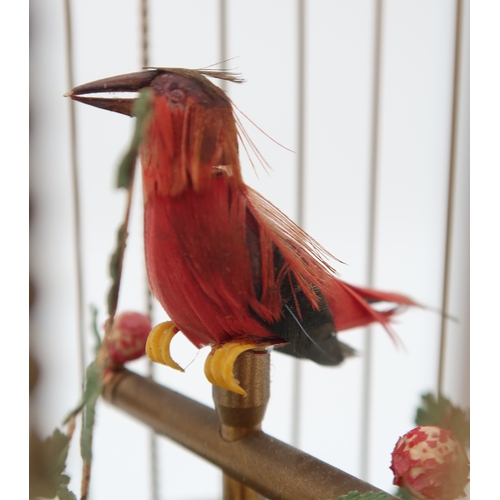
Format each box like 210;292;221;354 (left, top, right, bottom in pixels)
102;368;398;500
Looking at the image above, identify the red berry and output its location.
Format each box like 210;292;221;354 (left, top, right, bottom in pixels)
390;426;469;500
107;312;152;365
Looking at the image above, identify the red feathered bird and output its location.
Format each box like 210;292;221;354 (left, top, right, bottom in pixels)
69;68;416;395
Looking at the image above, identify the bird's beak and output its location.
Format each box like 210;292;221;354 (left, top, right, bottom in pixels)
65;69;161;116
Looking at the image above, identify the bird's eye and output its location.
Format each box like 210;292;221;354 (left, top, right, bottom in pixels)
169;88;185;104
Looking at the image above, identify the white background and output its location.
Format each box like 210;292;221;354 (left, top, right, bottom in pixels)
28;1;470;498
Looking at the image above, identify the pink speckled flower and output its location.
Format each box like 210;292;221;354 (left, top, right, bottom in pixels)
107;312;152;365
391;426;469;500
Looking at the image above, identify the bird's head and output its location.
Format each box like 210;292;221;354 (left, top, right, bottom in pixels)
67;68;245;196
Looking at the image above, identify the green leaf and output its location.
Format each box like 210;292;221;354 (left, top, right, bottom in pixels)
80;361;104;463
116;88;153;189
57;483;78;500
109;225;127;282
394;487;414;499
67;361;104;464
415;392;470;446
90;304;102;355
107;224;128;316
116;150;137;189
29;429;73;499
62;360;104;426
338;491;392;500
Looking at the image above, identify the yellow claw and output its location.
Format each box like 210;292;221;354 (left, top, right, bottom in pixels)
145;321;184;372
204;341;266;396
203;347;221;386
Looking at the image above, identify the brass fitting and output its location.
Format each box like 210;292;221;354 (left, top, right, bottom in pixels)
212;349;270;442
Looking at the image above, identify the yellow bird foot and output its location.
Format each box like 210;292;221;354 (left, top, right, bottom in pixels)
145;321;184;372
204;341;270;396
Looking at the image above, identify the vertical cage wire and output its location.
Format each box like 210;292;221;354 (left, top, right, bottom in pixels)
290;0;307;450
137;2;161;498
63;0;86;383
437;0;464;397
360;0;383;481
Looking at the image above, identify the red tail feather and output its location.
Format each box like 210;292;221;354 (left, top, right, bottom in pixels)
326;280;417;345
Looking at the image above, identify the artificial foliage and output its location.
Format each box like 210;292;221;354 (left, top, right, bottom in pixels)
107;90;153;316
395;487;414;500
116;88;153;189
395;393;470;499
29;94;150;499
62;307;103;470
79;362;103;464
29;429;76;500
338;491;391;500
415;393;469;448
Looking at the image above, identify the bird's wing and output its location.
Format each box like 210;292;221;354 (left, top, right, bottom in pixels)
243;186;417;358
244;187;350;365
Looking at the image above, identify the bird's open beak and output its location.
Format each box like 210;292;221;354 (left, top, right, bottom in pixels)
65;69;161;116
